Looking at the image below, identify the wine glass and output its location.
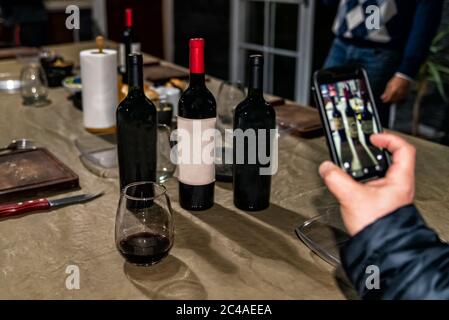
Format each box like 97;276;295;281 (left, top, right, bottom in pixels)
157;124;176;183
115;182;174;266
215;81;245;181
20;63;50;107
216;81;245;131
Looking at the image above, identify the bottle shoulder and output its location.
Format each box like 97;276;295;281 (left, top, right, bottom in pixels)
178;85;216;119
235;97;275;116
117;94;157;115
234;98;276;129
180;85;216;102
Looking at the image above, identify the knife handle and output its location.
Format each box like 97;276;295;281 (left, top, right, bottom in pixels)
0;199;50;218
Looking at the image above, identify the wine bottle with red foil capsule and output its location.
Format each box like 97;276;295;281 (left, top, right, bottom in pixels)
177;38;216;211
120;8;141;83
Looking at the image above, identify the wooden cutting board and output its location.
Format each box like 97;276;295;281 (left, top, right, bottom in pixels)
275;103;323;137
0;148;79;201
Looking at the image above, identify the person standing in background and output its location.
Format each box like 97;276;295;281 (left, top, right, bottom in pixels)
322;0;444;127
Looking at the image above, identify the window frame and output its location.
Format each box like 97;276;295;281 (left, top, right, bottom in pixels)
230;0;315;104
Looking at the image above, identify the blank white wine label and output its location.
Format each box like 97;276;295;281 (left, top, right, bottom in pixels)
177;116;216;185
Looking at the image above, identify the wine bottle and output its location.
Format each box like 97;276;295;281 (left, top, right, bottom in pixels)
177;38;216;211
342;85;363;175
329;90;344;161
120;8;141;84
233;55;276;211
329;90;345;140
359;86;374;137
344;86;359;140
116;53;157;190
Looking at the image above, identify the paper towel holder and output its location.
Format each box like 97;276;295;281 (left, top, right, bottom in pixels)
95;36;105;54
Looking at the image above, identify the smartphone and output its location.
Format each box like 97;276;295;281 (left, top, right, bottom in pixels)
313;66;390;181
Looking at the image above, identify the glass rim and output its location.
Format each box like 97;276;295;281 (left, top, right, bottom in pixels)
22;62;43;69
121;181;167;201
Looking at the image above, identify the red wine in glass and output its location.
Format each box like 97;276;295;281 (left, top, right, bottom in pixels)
116;182;174;266
119;232;171;266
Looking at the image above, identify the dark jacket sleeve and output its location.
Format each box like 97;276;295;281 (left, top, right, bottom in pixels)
397;0;444;78
341;204;449;300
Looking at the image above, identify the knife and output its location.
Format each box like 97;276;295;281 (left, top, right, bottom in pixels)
0;192;104;218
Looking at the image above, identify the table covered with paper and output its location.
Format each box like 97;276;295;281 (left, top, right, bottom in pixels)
0;41;448;299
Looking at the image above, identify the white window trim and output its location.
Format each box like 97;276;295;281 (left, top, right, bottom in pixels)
230;0;315;104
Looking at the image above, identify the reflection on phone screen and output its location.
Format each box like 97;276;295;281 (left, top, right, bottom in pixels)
320;78;388;178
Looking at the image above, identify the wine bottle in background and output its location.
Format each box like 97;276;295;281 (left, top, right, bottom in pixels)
344;86;359;140
359;82;375;137
342;85;363;175
329;89;344;160
120;8;141;84
178;38;216;211
116;53;157;190
329;88;345;141
233;55;276;211
360;102;374;138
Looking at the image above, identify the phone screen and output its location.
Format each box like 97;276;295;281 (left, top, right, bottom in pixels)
318;76;389;179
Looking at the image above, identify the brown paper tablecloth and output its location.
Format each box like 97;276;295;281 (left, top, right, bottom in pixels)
0;41;448;299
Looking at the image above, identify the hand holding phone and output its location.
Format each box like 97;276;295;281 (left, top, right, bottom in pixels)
319;132;416;236
313;67;390;181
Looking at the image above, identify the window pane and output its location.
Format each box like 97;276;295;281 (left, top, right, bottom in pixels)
273;54;296;100
273;2;298;51
244;1;264;45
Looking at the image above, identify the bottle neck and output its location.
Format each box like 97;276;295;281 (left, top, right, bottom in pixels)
128;61;143;93
189;43;205;87
189;73;205;88
125;9;133;28
247;64;263;98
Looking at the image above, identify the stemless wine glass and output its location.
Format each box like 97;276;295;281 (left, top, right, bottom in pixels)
217;81;245;130
20;63;50;107
115;182;174;266
215;81;245;181
157;124;176;183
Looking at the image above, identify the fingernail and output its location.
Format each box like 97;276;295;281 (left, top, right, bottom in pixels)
319;161;333;178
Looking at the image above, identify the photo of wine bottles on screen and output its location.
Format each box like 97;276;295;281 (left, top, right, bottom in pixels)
320;78;388;179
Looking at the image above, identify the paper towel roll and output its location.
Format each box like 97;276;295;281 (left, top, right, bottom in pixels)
80;49;118;130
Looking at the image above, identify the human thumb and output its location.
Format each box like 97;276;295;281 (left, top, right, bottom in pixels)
319;161;360;202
